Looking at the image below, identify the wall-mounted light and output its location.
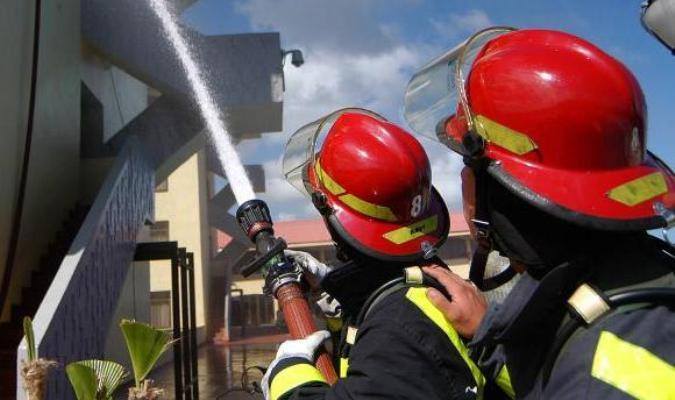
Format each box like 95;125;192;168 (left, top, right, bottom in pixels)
282;49;305;67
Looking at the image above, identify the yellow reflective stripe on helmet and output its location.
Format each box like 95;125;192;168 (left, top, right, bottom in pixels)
474;115;538;155
270;363;328;400
591;331;675;400
496;365;515;399
315;160;346;195
315;160;397;221
339;357;349;378
607;172;668;206
405;287;486;398
383;215;438;244
339;194;398;222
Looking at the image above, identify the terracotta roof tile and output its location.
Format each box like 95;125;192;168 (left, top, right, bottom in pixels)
216;212;468;248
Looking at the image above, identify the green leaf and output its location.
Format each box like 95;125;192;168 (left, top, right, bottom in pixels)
120;320;174;386
23;317;36;362
75;359;126;399
66;363;98;400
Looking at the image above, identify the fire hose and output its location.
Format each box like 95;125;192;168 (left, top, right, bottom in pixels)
236;199;339;385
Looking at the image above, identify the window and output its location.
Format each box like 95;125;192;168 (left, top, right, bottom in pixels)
150;291;172;328
150;221;170;242
231;294;275;327
155;179;168;192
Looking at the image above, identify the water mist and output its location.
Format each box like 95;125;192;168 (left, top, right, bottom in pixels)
148;0;256;204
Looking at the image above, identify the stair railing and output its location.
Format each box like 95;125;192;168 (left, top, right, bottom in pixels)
16;136;154;399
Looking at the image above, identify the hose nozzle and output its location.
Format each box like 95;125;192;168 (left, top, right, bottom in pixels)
236;199;274;241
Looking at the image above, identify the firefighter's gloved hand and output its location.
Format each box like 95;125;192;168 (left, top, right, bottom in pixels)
285;249;333;289
261;330;331;400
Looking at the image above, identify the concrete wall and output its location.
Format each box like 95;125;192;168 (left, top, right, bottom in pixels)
150;150;211;342
17;136;155;399
0;0;81;321
81;49;148;143
0;1;34;313
79;48;149;203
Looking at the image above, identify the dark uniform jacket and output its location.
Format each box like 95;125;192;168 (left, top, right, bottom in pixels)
266;283;512;400
471;235;675;399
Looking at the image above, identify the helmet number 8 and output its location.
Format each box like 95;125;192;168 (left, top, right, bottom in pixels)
411;194;423;218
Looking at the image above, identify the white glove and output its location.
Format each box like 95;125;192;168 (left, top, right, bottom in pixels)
285;249;334;288
261;330;331;399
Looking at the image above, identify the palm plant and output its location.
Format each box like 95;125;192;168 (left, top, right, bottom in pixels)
65;320;174;400
120;319;174;399
20;317;57;400
65;359;126;400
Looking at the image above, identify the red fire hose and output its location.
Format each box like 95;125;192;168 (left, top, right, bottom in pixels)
276;283;338;384
236;199;338;384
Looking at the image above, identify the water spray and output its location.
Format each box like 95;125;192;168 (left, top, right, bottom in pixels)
148;0;255;204
236;199;338;384
148;0;337;384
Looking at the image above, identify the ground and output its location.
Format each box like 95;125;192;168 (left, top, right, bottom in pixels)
116;342;278;399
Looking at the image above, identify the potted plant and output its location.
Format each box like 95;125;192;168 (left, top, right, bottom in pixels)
120;320;174;400
66;359;126;400
20;317;57;400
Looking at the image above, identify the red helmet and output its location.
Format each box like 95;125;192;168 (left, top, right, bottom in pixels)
283;108;450;261
405;28;675;230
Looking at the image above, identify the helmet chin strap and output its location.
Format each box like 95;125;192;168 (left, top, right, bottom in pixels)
464;136;516;291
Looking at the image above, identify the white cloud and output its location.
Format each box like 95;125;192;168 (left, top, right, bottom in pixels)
232;0;466;220
430;9;493;41
235;0;396;54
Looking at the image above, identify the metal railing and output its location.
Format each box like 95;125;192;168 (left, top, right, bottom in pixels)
16;136;154;399
134;241;199;400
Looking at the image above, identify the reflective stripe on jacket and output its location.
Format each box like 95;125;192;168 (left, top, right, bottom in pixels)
471;236;675;399
267;286;512;400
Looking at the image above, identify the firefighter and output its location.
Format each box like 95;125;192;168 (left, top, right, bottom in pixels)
261;108;512;400
403;27;675;399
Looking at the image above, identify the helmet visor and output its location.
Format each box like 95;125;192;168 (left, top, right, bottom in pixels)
283;108;387;196
403;27;516;148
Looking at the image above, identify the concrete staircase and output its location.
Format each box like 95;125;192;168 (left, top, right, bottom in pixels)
0;204;89;398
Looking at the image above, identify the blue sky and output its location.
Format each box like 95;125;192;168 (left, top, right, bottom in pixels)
182;0;674;220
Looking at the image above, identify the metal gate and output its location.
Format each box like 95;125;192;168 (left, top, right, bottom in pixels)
135;241;199;400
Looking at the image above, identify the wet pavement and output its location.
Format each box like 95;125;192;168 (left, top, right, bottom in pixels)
117;342;279;399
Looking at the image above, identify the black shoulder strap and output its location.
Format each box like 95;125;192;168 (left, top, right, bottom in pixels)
541;284;675;387
338;276;410;362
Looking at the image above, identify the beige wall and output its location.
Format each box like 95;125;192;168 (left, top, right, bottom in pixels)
232;278;265;295
0;0;81;321
150;150;211;338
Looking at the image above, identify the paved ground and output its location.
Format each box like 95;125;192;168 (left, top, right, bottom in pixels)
117;341;279;399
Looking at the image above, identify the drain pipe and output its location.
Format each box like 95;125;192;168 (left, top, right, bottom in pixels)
0;0;43;317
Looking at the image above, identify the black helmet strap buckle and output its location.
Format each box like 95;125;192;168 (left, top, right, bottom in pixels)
467;156;516;291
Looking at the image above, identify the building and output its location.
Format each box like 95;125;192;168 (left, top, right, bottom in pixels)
214;214;472;342
0;0;284;398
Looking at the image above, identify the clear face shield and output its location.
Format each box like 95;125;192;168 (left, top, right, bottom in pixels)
405;27;522;294
282;108;387;196
641;0;675;53
403;27;516;152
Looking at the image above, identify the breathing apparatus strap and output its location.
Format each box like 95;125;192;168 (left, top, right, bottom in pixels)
541;283;675;387
467;156;516;291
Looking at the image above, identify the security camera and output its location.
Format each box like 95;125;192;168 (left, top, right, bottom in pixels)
282;49;304;67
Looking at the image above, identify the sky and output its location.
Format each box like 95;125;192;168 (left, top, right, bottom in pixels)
182;0;675;221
